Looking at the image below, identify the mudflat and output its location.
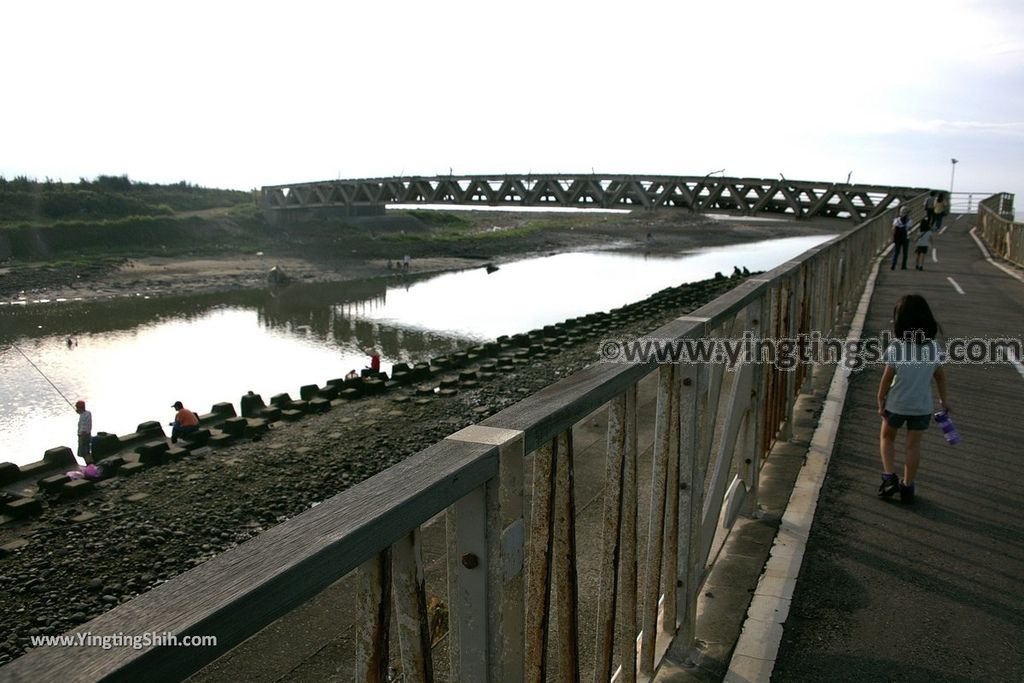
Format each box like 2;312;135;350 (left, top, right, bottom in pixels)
0;208;841;302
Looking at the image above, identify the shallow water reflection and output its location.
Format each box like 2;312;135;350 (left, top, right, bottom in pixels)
0;234;832;466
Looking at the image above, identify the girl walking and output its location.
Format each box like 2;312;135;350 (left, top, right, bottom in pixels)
876;294;950;502
914;219;932;270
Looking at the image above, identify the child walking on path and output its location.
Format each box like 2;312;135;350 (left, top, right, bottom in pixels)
914;219;933;271
876;294;950;502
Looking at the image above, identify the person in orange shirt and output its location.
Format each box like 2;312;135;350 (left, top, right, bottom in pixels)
170;400;200;444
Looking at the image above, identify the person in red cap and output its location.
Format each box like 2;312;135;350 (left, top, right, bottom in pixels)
170;400;200;444
74;400;93;464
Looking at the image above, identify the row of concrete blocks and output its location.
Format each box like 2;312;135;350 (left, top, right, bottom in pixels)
0;399;318;520
0;278;721;519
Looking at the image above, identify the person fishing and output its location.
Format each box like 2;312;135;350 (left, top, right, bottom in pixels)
169;400;200;444
75;400;94;464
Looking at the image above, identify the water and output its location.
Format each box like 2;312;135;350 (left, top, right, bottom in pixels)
0;234;832;466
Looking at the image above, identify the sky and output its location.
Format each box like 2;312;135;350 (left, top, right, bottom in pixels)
2;0;1022;211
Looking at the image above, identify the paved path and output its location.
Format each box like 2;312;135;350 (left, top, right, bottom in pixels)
772;215;1024;682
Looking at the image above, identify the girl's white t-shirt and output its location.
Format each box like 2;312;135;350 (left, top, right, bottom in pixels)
884;340;944;415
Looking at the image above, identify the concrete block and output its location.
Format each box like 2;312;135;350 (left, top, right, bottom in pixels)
97;455;125;475
317;384;339;400
221;417;248;437
135;421;166;438
307;398;331;413
208;433;234;448
38;474;71;493
18;460;51;479
731;619;783;662
118;462;147;477
0;538;29;557
269;393;294;407
137;445;167;466
164;448;187;462
245;418;269;436
240;392;267;418
5;497;43;518
299;384;320;401
182;429;211;448
259;406;282;421
724;654;775;683
211;402;236;417
753;574;797;601
745;593;791;625
280;409;303;422
43;447;76;468
61;479;94;499
0;462;19;486
91;433;121;458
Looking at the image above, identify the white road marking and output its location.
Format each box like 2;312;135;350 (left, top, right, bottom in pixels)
939;224;949;235
969;227;1024;284
932;248;938;263
947;276;965;294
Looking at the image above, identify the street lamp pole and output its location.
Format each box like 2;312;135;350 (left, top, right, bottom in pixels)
949;158;958;194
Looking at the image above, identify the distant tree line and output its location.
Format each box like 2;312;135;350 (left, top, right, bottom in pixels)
0;174;250;224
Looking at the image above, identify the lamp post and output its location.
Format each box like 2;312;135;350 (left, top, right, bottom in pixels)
693;169;725;213
950;158;958;194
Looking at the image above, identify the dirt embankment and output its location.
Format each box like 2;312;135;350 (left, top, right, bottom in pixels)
0;208;844;302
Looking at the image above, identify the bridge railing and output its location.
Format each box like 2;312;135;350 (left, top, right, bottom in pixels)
977;193;1022;268
4;194;928;683
261;174;927;223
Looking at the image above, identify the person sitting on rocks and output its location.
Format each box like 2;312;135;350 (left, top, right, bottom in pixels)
366;349;381;374
345;369;360;381
169;400;200;444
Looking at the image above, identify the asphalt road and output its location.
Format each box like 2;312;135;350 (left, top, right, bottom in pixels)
772;215;1024;682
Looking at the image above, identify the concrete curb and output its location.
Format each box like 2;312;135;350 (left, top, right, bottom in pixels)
723;246;889;682
969;226;1024;284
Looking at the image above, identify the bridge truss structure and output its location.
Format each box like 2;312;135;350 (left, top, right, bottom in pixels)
261;174;928;222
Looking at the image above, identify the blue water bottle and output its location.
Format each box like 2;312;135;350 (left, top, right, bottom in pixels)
934;411;960;445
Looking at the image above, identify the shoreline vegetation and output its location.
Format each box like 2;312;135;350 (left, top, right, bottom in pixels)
0;174;842;667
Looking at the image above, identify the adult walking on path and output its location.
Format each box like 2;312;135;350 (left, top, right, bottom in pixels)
772;214;1024;682
891;206;912;270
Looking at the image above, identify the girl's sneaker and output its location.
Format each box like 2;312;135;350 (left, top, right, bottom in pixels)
878;473;899;498
899;482;915;503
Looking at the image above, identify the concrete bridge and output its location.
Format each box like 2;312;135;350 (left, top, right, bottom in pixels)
5;187;1022;682
260;174;927;223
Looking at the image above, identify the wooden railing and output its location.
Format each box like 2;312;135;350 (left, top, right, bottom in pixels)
261;174;928;222
3;195;928;683
977;193;1023;268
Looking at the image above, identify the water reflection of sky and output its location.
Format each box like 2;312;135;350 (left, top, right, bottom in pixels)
0;234;833;466
358;235;832;339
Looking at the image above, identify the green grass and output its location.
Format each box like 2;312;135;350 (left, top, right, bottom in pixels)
0;175;251;225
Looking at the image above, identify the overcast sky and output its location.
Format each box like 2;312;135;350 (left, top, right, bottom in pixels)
3;0;1022;208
